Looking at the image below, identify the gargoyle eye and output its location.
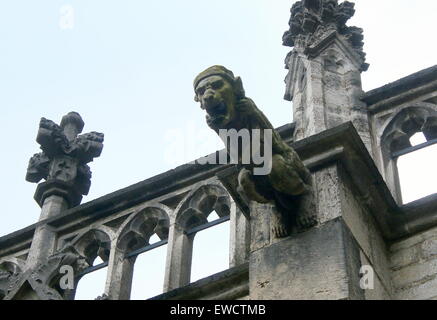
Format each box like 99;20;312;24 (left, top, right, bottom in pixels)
211;80;223;90
196;87;205;96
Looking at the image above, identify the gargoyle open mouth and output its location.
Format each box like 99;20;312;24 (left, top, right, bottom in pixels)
206;101;228;122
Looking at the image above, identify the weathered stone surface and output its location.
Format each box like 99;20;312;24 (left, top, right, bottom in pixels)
315;165;341;224
365;65;437;206
392;195;437;240
1;114;436;300
422;239;437;260
216;166;250;219
249;202;272;253
283;0;367;71
249;218;364;300
194;65;316;237
390;225;437;300
391;225;437;252
0;123;295;259
26;112;104;208
392;260;437;290
390;245;420;271
282;0;372;155
3;112;105;299
25;200;63;271
284;31;371;154
1;0;437;302
359;252;391;300
229;201;250;267
338;164;394;295
390;228;437;270
0;260;23;300
163;182;231;292
152;263;248;300
22;113;104;275
381;107;437;155
3;244;88;300
396;276;437;300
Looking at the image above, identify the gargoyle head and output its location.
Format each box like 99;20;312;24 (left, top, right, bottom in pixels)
194;65;245;130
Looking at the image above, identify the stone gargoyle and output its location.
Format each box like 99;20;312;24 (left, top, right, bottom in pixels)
194;65;316;237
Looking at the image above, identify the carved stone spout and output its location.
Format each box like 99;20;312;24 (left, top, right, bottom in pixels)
194;66;316;237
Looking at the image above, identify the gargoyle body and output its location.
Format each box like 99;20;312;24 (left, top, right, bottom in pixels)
194;66;316;237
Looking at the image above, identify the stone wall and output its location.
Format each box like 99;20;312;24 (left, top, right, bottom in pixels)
337;164;393;299
390;226;437;300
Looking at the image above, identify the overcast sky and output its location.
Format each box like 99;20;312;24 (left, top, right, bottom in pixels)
0;0;436;299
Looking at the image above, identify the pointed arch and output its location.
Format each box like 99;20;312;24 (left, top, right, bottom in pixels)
163;182;232;291
0;258;25;299
379;103;437;204
104;203;171;300
116;203;171;253
174;182;231;230
0;258;25;275
381;104;437;155
70;227;114;266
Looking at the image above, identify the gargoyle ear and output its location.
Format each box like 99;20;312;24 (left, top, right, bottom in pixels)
235;77;245;99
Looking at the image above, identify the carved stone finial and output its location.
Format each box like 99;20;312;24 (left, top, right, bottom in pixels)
283;0;368;71
194;66;317;238
26;112;104;207
60;112;85;142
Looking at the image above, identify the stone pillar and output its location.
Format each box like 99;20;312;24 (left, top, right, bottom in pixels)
163;223;194;292
26;195;68;269
105;245;137;300
229;200;250;267
25;112;104;270
283;0;371;152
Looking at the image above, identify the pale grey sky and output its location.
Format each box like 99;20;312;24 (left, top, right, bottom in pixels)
0;0;436;299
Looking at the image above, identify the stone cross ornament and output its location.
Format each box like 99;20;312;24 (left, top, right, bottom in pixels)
194;66;316;238
26;112;104;208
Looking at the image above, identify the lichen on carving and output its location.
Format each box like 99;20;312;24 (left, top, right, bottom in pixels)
194;65;317;238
